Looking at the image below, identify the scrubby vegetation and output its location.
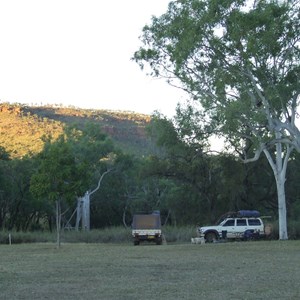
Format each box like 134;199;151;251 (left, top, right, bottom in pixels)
0;102;152;158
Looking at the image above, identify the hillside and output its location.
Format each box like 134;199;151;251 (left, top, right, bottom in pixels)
0;103;154;159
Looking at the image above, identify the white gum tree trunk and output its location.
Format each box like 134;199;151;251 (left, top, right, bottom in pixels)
276;171;288;240
263;133;293;240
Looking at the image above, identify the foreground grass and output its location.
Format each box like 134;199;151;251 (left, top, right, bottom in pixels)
0;241;299;300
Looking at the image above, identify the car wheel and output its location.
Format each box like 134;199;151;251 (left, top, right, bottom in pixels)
205;232;217;243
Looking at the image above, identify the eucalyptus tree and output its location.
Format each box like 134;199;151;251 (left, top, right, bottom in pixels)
30;136;82;247
134;0;300;239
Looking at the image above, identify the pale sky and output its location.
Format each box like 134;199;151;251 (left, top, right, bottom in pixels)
0;0;187;117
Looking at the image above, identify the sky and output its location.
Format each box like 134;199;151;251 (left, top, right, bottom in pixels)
0;0;188;117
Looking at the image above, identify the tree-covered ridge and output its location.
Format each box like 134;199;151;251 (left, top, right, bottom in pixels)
0;104;64;158
0;103;152;158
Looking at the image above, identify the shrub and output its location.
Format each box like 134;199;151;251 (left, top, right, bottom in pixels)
288;220;300;240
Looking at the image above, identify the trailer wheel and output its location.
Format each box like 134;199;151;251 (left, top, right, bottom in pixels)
134;240;140;246
156;237;162;245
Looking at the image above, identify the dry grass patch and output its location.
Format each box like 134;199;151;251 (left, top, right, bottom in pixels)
0;241;300;299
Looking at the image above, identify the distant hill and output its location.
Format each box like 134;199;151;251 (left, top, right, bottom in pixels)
0;103;154;159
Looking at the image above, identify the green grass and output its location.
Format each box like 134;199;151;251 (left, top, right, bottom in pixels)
0;241;299;299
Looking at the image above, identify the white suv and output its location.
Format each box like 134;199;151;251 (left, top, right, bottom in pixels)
197;211;265;242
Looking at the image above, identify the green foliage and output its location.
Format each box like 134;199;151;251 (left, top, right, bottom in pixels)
30;136;81;203
287;220;300;240
134;0;300;155
142;116;224;224
0;156;45;231
141;114;285;225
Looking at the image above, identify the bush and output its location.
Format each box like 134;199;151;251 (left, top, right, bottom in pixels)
288;220;300;240
262;220;300;240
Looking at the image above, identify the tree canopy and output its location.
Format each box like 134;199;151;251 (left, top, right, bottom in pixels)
134;0;300;149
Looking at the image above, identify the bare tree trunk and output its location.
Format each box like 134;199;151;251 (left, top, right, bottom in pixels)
263;138;292;240
274;137;289;240
81;193;90;230
56;199;61;248
276;173;288;240
122;207;128;228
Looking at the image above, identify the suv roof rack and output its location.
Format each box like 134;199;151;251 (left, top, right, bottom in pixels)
216;210;260;224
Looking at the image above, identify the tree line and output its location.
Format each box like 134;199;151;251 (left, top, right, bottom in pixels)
1;118;300;233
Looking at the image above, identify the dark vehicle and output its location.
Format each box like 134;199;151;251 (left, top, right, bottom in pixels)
132;212;162;245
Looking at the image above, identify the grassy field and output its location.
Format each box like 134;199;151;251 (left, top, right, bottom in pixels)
0;241;299;300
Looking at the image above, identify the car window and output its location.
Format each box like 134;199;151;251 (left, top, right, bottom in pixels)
237;219;247;226
223;219;235;226
248;219;261;226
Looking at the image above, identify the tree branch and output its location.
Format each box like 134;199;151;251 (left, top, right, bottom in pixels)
89;168;114;196
240;143;265;163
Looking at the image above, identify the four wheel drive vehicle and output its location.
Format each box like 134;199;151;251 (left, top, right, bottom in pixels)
197;210;266;242
132;212;162;245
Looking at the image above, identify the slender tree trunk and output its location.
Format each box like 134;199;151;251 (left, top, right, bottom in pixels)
56;199;61;248
274;137;289;240
275;173;288;240
122;206;128;228
263;138;291;240
82;193;90;231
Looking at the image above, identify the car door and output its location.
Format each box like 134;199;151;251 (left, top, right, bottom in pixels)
221;219;235;238
235;218;248;238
